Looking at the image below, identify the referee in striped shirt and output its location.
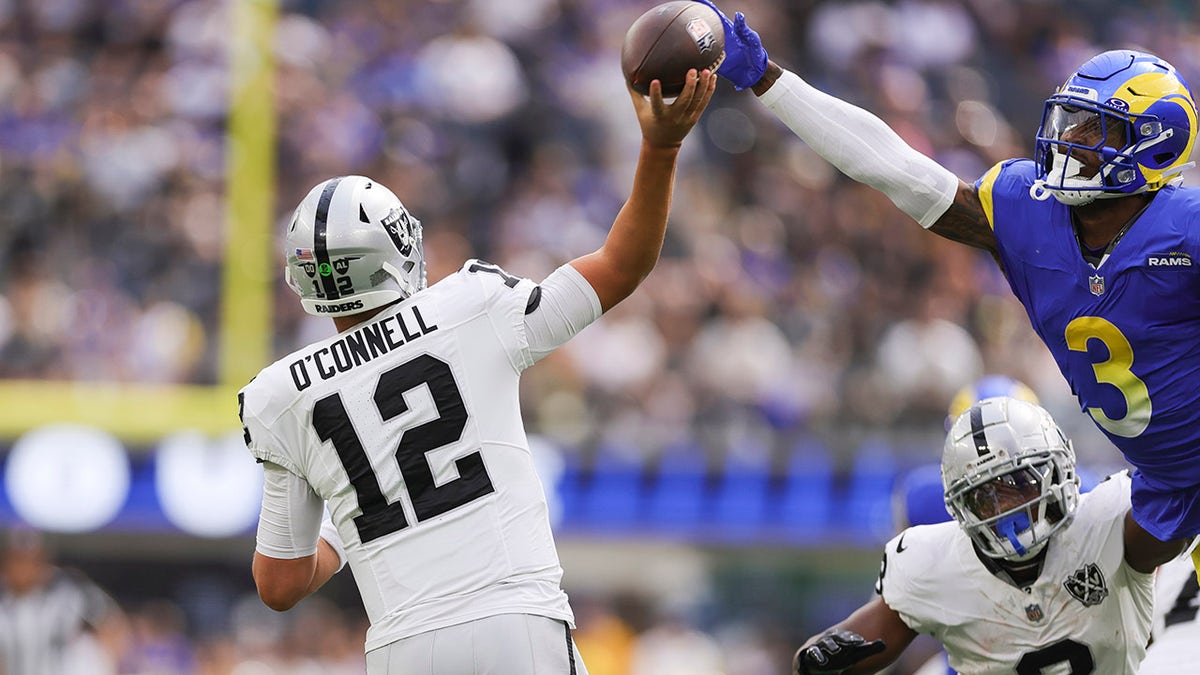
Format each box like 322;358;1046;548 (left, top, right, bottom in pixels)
0;529;125;675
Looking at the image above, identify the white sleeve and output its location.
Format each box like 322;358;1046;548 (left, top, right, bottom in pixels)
758;69;960;228
254;461;325;560
524;263;602;363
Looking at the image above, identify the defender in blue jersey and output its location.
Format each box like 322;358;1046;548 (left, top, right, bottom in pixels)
693;1;1198;560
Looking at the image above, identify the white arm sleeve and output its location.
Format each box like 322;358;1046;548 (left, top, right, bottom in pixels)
255;461;324;560
758;69;960;228
524;263;602;363
319;516;347;572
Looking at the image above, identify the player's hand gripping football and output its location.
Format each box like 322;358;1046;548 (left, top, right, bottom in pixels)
690;0;768;90
627;68;716;149
793;629;887;674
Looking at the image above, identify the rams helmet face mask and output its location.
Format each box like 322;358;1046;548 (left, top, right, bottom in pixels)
284;175;426;318
1033;50;1197;206
942;397;1080;562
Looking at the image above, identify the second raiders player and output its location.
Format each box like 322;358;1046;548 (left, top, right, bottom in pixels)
793;397;1184;675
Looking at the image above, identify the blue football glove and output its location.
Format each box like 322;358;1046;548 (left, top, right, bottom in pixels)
691;0;768;90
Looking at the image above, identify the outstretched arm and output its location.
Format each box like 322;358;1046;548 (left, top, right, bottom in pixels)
569;69;716;312
752;60;996;255
694;0;998;256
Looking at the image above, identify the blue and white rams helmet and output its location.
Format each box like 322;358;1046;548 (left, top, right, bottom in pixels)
942;397;1080;562
1033;50;1197;206
946;374;1039;430
284;176;426;318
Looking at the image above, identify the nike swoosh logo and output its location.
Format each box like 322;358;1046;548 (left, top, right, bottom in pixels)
896;532;908;553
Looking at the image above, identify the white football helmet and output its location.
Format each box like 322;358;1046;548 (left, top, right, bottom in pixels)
284;175;426;317
942;397;1080;562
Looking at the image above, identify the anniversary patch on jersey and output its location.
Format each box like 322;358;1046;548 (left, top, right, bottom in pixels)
1064;563;1109;607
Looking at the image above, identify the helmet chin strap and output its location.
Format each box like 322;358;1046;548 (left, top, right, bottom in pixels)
995;512;1032;556
1030;150;1107;205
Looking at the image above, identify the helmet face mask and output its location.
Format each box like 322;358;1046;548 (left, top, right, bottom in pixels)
961;465;1045;521
1033;50;1197;205
942;397;1080;562
284;176;426;318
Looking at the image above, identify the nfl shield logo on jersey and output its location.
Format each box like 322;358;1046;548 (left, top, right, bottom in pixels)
1088;274;1105;296
1064;563;1109;606
1024;603;1045;623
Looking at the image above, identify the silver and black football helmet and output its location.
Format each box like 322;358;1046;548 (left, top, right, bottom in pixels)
943;397;1080;562
284;175;426;317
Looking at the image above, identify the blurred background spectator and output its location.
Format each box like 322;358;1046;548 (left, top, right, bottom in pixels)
0;528;127;674
1;0;1197;672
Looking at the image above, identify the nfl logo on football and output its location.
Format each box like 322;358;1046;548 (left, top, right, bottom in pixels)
1088;274;1105;296
686;18;716;53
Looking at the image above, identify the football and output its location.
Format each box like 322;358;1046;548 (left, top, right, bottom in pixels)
621;1;726;97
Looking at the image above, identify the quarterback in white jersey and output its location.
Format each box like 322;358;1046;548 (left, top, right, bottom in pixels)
241;70;715;673
1138;549;1200;674
793;397;1184;675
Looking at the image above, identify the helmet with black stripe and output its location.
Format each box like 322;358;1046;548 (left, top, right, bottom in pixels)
945;374;1040;431
942;397;1080;562
284;175;426;317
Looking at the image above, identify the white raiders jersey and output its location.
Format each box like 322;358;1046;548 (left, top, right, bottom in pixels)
240;260;585;652
1138;552;1200;674
878;472;1153;675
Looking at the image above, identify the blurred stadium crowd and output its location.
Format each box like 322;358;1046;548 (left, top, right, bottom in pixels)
8;0;1199;453
2;0;1200;673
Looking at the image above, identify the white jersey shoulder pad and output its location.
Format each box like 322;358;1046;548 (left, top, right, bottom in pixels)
238;366;304;474
877;522;964;633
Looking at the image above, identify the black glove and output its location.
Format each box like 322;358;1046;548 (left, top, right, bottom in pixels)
794;629;887;674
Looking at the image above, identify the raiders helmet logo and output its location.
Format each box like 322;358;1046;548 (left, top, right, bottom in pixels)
382;207;415;256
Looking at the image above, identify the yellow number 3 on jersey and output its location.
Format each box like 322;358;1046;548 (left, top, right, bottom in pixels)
1065;317;1152;438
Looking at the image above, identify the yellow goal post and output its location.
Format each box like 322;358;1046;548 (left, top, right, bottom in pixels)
0;0;278;444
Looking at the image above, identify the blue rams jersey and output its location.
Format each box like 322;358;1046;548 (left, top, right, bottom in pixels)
977;159;1200;491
